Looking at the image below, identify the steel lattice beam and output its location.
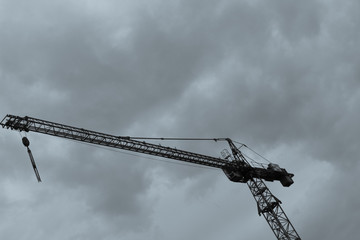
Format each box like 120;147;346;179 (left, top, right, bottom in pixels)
248;178;301;240
1;114;301;239
227;139;301;240
0;115;294;184
0;115;228;168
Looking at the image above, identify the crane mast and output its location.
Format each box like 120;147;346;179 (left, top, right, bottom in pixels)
0;114;301;240
227;139;301;240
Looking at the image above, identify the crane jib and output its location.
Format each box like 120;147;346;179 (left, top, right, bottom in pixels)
1;114;294;186
0;114;301;240
1;115;228;167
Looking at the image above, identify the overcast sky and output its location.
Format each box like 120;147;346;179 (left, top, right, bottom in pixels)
1;0;360;239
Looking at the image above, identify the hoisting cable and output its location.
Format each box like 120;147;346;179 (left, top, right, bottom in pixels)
233;140;247;147
126;137;228;142
233;140;272;165
241;152;267;169
244;145;272;164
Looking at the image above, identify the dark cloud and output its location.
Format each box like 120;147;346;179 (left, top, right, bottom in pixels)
1;0;359;239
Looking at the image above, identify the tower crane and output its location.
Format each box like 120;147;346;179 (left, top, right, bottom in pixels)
1;114;301;240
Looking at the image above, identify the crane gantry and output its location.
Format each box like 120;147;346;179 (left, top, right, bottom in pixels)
1;114;301;240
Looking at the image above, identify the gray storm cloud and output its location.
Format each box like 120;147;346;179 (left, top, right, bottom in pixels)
1;0;360;239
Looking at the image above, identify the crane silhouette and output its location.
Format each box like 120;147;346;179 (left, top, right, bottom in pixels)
1;114;301;240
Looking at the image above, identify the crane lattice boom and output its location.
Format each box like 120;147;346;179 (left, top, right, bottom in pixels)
0;114;301;240
1;115;294;185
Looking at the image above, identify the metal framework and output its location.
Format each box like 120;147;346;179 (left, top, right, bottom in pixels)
227;139;301;240
0;115;293;184
248;179;301;240
1;114;301;240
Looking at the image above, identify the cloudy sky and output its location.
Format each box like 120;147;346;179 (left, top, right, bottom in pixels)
1;0;359;239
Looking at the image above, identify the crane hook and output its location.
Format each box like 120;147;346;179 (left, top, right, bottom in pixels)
22;136;30;147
